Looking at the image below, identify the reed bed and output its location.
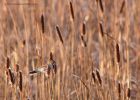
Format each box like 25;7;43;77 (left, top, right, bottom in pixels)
0;0;139;100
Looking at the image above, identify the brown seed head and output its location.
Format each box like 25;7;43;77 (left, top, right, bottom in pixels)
127;88;131;98
92;71;96;83
99;22;104;37
56;25;64;44
82;22;86;35
120;0;125;14
50;52;53;60
99;0;104;12
118;82;121;97
41;14;45;33
116;43;120;63
19;71;22;92
8;69;15;85
69;1;74;20
80;35;87;47
96;69;102;85
7;57;10;69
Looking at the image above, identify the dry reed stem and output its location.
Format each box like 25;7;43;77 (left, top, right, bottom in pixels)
72;74;89;91
6;3;38;5
80;79;89;92
56;25;64;44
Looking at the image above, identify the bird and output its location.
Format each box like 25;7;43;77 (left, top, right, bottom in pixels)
29;52;57;76
29;66;48;75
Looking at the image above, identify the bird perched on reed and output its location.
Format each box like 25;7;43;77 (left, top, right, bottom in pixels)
29;52;57;76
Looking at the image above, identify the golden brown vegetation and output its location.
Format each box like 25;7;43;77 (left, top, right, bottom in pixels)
0;0;140;100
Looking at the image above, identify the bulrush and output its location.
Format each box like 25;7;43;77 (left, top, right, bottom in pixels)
96;69;102;85
120;0;125;14
99;22;104;37
8;68;15;85
82;22;86;35
23;40;26;46
116;43;120;63
96;0;104;13
118;82;121;98
98;0;104;12
81;22;87;47
69;1;74;20
56;25;64;45
6;57;10;69
127;88;131;99
19;71;22;92
41;14;45;33
80;35;87;47
92;71;97;83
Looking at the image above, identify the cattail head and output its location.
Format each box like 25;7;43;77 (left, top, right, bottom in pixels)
120;0;125;14
96;69;102;85
69;1;74;20
19;71;22;92
116;43;120;63
41;14;45;33
118;82;121;97
80;35;87;47
127;88;131;98
92;71;96;83
82;22;86;35
50;52;53;60
98;0;104;13
99;22;104;37
8;69;15;85
23;40;25;46
56;25;64;44
96;0;104;13
6;57;10;69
